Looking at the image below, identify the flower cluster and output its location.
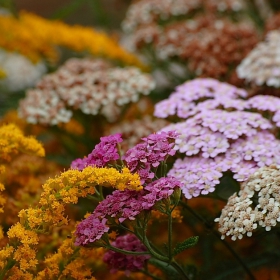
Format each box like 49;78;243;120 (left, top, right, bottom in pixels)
19;58;155;125
123;130;178;183
122;0;246;34
154;78;247;119
215;165;280;240
161;110;280;199
103;234;150;274
154;18;257;84
19;166;142;231
237;30;280;87
36;238;99;279
71;133;123;169
75;177;181;246
0;123;45;162
0;11;144;67
0;123;45;213
122;0;255;84
122;0;203;34
2;223;39;271
0;48;46;92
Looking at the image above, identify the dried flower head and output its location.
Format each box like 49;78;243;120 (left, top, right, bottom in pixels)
18;58;155;125
215;165;280;240
237;30;280;87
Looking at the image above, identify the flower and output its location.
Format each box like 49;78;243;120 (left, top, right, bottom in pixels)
215;165;280;240
0;48;46;92
122;2;257;84
103;234;150;274
122;0;203;34
75;177;181;246
237;30;280;87
0;11;144;67
19;58;155;125
123;131;178;183
154;78;247;119
19;166;142;231
160;110;280;198
71;133;123;169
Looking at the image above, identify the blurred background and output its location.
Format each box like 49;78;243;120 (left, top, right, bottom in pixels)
4;0;132;29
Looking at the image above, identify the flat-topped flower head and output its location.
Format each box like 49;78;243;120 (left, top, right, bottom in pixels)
215;165;280;240
237;30;280;87
124;131;178;183
154;78;248;119
19;58;155;125
160;110;280;198
71;133;123;169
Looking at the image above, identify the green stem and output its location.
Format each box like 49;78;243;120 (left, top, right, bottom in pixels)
142;234;169;262
98;186;104;200
170;260;191;280
107;245;149;256
87;194;99;202
180;201;256;280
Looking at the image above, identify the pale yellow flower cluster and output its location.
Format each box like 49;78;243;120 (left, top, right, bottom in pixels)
0;11;145;68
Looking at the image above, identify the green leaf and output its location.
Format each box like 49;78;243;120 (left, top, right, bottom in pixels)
173;236;199;256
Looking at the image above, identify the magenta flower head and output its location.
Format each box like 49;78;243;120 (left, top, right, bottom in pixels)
75;217;109;246
103;234;150;275
123;130;179;183
71;133;123;170
74;177;181;246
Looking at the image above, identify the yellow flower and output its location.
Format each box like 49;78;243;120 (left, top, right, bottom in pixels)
19;166;142;230
0;123;45;213
0;12;146;69
7;223;39;245
0;123;45;162
0;246;14;269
